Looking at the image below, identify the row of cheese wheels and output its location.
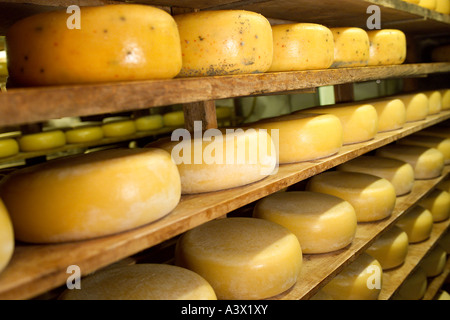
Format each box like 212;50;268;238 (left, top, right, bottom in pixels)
5;4;407;87
402;0;450;13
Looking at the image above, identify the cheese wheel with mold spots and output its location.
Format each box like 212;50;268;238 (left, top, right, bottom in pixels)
330;27;370;68
397;134;450;164
367;29;407;66
6;5;182;86
174;10;273;77
396;205;434;243
0;198;14;275
396;93;429;122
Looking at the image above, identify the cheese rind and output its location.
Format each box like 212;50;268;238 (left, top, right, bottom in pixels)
0;199;14;274
369;99;406;132
424;91;442;115
330;27;370;68
392;267;427;300
367;29;407;66
65;126;104;144
442;90;450;110
102;120;136;137
18;130;66;152
418;0;437;9
397;135;450;164
396;205;434;243
175;217;302;300
435;0;450;14
135;115;163;131
163;111;185;128
420;245;447;277
0;139;19;158
396;93;429;122
253;191;357;254
418;189;450;222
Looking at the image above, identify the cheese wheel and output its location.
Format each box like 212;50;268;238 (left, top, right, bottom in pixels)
431;44;450;62
436;0;450;13
367;29;407;66
65;125;104;144
439;231;450;253
102;120;136;138
420;245;447;277
163;111;185;127
424;91;442;115
368;98;406;132
18;130;66;152
251;113;343;164
365;226;409;270
148;128;277;194
174;10;273;77
396;205;434;243
442;89;450;110
418;0;437;9
0;198;14;274
0;148;181;243
320;253;383;300
268;23;334;72
253;191;357;254
397;135;450;164
216;107;232;120
418;189;450;222
376;144;444;179
396;93;429;122
135;114;163;131
175;217;302;300
392;267;427;300
330;27;370;68
0;138;19;158
337;155;415;196
306;171;397;222
437;290;450;300
59;264;217;300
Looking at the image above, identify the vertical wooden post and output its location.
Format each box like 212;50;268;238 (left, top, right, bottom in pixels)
182;100;218;132
334;83;354;103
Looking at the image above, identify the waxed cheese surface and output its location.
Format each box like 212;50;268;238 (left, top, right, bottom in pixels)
330;27;370;68
396;93;429;122
367;29;407;66
18;130;66;152
396;205;434;243
369;98;406;132
0;199;14;274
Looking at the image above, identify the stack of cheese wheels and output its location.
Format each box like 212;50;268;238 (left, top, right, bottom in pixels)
376;144;444;179
397;134;450;164
0;148;181;243
306;171;397;222
330;27;370;68
174;10;273;77
365;226;409;270
175;217;302;300
419;245;447;277
396;93;429;122
417;189;450;222
0;138;19;158
250;113;343;164
318;253;383;300
336;155;415;196
424;91;442;115
442;89;450;110
102;117;136;138
392;267;427;300
268;23;334;72
147;128;277;194
431;44;450;62
298;103;378;145
367;29;407;66
418;0;437;10
163;111;184;128
134;114;163;132
5;5;182;86
65;122;104;144
253;191;358;254
0;199;14;275
396;205;434;243
59;264;217;300
435;0;450;14
365;98;406;132
18;130;66;152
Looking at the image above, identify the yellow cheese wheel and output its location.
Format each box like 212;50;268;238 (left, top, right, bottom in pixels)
0;148;181;243
365;226;409;270
135;114;163;132
102;120;136;138
439;231;450;253
419;0;437;9
148;128;277;194
251;113;343;164
253;191;357;254
418;189;450;222
431;44;450;62
6;5;181;86
174;10;273;77
163;111;185;127
65;125;104;144
175;217;302;300
0;138;19;158
330;27;370;68
268;23;334;72
320;253;383;300
402;0;420;4
336;155;415;196
436;0;450;13
306;171;397;222
59;264;217;300
18;130;66;152
424;91;442;115
0;198;14;274
396;93;429;122
367;29;407;66
216;107;232;120
436;290;450;300
368;98;406;132
397;135;450;164
376;144;444;179
420;245;447;277
396;205;434;243
442;89;450;110
392;267;427;300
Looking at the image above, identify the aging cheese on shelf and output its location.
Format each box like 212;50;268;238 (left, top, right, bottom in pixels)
424;91;442;115
442;89;450;110
419;245;447;277
102;120;136;138
396;205;434;243
376;144;444;180
397;134;450;164
306;171;397;223
174;10;273;77
6;5;182;86
175;217;302;300
337;155;415;196
0;138;19;158
396;93;429;122
0;199;14;275
18;130;66;152
392;267;427;300
0;148;181;243
330;27;370;68
418;189;450;222
59;264;217;300
268;23;334;72
251;113;343;164
367;29;407;66
253;191;357;254
365;226;409;270
65;125;104;144
163;111;185;128
369;98;406;132
148;128;277;194
418;0;437;10
135;114;163;132
435;0;450;14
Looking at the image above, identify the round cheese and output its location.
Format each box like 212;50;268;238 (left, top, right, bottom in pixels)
420;245;447;277
59;264;217;300
396;205;434;243
418;0;437;9
174;10;273;77
439;231;450;253
369;98;406;132
135;114;163;132
306;171;397;223
418;189;450;222
376;144;444;180
424;91;442;115
367;29;407;66
330;27;370;68
18;130;66;152
251;113;343;164
102;120;136;138
253;191;357;254
175;217;302;300
148;128;277;194
396;93;429;122
0;138;19;158
397;135;450;164
0;198;14;274
365;226;409;270
163;111;185;128
320;253;383;300
437;290;450;300
216;107;232;120
0;148;181;243
65;125;104;144
436;0;450;14
336;155;415;196
441;89;450;110
392;267;427;300
268;23;334;72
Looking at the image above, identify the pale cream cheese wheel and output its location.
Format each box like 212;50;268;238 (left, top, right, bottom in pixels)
397;134;450;164
424;91;442;115
0;198;14;275
419;245;447;277
392;267;427;300
396;93;429;122
368;98;406;132
418;189;450;222
396;205;434;243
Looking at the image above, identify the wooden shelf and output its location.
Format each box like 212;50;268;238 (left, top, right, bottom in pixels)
423;258;450;300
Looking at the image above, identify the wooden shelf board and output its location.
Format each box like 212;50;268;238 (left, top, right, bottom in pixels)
1;63;449;127
423;258;450;300
0;111;449;300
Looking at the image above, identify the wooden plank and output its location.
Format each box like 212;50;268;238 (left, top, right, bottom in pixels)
182;100;218;132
